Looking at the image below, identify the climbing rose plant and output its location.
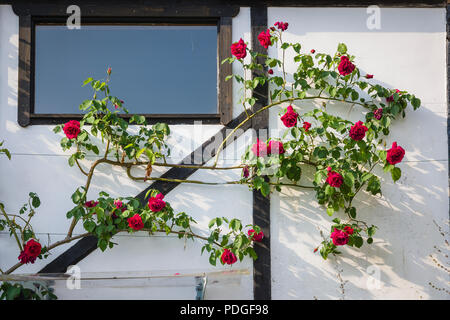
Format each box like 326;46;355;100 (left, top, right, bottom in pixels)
0;19;422;299
226;21;420;259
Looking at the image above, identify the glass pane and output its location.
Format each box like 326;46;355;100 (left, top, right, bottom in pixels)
34;25;218;114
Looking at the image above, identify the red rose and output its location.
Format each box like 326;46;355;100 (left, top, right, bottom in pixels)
251;139;268;157
338;56;355;76
365;74;373;79
303;121;312;132
268;69;273;75
386;89;401;103
221;249;237;265
268;140;285;155
344;226;354;235
257;30;272;49
107;67;111;75
127;214;144;231
349;121;368;141
310;49;315;54
248;229;264;242
63;120;81;140
230;38;247;60
330;228;349;246
114;200;126;212
18;239;42;264
148;193;166;212
386;142;405;165
242;165;250;178
85;200;99;208
280;105;298;127
326;167;343;188
373;108;383;120
274;21;288;31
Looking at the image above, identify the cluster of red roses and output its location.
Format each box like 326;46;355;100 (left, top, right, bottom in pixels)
251;139;285;157
18;239;42;264
280;105;311;132
230;20;290;60
221;229;264;265
128;193;166;231
330;226;354;246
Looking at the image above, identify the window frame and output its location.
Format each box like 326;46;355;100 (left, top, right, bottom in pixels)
15;3;238;126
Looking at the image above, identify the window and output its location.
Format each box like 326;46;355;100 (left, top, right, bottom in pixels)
15;3;239;126
34;24;218;116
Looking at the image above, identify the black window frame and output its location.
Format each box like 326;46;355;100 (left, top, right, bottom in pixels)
14;2;238;126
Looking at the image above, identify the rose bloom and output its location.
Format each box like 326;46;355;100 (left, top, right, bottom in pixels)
373;108;383;120
365;74;374;79
251;139;268;157
386;89;401;103
268;69;273;75
114;200;126;212
85;200;99;208
386;142;405;165
274;21;288;31
63;120;81;140
221;249;237;265
18;239;42;264
349;121;368;141
268;140;285;155
344;226;354;235
310;49;315;54
230;38;247;59
248;229;264;242
127;214;144;231
242;165;250;178
330;228;349;246
257;29;272;49
326;167;343;188
280;105;298;127
338;56;355;76
148;193;166;212
303;121;312;132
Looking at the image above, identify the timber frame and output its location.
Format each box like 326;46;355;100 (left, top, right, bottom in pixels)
0;0;446;301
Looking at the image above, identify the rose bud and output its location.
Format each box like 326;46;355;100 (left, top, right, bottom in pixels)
310;49;315;54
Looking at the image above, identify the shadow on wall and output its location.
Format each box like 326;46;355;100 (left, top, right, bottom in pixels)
269;71;448;299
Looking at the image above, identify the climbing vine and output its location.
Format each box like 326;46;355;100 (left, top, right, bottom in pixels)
0;20;421;299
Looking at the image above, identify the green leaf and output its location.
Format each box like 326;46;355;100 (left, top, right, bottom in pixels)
354;236;363;248
337;43;347;54
326;207;334;216
391;167;401;182
261;182;270;197
83;220;96;232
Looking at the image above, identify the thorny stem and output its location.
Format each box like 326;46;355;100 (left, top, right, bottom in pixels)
0;205;23;252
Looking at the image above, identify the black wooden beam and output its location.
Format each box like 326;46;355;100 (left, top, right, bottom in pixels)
251;6;271;301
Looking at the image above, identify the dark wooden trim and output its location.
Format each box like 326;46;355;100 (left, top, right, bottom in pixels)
29;114;222;125
2;0;446;10
11;1;241;17
15;3;237;127
250;6;271;301
38;108;252;274
18;15;32;127
218;16;233;125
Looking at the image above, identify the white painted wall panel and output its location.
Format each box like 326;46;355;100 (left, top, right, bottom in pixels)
0;5;253;299
268;7;448;299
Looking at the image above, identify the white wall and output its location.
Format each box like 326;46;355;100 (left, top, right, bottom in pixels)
268;7;449;299
0;4;448;300
0;5;254;299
